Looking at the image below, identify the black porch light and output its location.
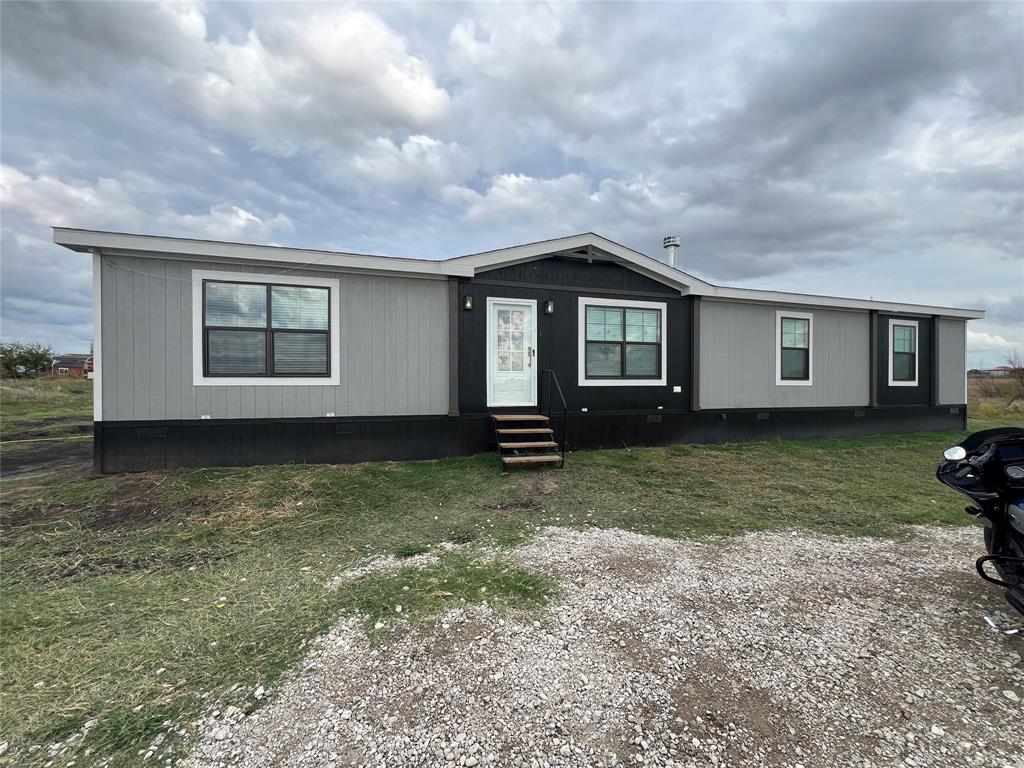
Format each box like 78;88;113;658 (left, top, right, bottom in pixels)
463;295;473;311
544;300;555;315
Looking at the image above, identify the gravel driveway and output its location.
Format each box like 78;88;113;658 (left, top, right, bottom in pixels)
184;526;1023;768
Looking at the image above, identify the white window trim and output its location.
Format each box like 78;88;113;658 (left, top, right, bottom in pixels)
191;269;341;386
888;318;919;387
775;310;814;387
577;296;667;387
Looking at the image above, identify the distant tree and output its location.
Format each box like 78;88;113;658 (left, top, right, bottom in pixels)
21;343;55;374
976;376;1000;399
0;341;55;377
1007;350;1024;404
0;341;25;377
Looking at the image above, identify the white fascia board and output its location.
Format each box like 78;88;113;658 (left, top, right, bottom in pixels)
56;227;986;319
453;232;714;293
697;287;985;320
53;228;473;278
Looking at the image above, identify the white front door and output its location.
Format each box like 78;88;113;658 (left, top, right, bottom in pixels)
486;297;537;407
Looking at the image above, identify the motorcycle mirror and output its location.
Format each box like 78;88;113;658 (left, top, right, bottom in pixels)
943;446;967;461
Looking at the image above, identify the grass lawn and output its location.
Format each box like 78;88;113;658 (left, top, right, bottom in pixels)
0;376;93;439
1;377;1021;766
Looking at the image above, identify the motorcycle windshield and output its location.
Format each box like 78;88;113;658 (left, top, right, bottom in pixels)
959;427;1024;453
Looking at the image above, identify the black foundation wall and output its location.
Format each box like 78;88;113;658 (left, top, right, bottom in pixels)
95;405;966;473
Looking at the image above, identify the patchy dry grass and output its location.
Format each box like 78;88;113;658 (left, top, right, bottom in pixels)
0;377;93;439
0;428;984;767
968;375;1024;426
2;376;1012;768
340;554;554;629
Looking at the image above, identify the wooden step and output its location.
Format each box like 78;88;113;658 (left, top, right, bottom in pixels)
501;454;562;466
491;413;549;422
495;428;554;436
498;441;558;450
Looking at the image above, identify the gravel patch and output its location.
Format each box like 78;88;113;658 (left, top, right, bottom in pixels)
184;525;1023;768
326;541;499;589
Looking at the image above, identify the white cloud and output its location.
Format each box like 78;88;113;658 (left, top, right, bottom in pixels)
0;1;208;84
0;164;293;242
887;96;1024;173
967;327;1023;370
170;8;450;155
351;135;476;188
968;329;1019;354
448;173;592;226
0;1;1021;355
443;172;688;238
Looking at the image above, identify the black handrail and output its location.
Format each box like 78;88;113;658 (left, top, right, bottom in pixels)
541;369;568;468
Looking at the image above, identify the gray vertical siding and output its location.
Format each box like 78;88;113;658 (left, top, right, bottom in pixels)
937;318;967;405
698;300;870;409
100;255;449;421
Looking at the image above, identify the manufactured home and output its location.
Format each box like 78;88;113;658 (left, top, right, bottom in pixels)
54;228;983;473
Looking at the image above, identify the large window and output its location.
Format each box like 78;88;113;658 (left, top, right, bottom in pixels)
889;319;918;386
579;298;666;385
776;311;813;386
202;280;330;377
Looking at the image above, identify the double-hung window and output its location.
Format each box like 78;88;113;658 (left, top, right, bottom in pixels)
776;311;812;385
578;298;666;386
204;281;329;377
889;319;918;386
192;270;340;385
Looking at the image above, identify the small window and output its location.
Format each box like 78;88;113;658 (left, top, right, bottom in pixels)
776;312;812;385
584;305;661;379
58;367;69;374
203;280;330;378
889;320;918;386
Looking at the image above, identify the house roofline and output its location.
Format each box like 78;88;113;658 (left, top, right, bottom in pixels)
53;226;985;319
52;227;474;278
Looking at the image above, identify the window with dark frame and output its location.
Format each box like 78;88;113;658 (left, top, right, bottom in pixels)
892;323;916;382
779;316;810;381
202;280;330;377
584;305;661;379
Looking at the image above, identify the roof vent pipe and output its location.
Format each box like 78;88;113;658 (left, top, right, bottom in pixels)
662;235;680;268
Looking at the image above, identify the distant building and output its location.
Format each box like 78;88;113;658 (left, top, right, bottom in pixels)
969;366;1019;378
49;354;91;376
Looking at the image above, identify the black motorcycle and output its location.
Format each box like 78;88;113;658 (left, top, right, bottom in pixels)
936;426;1024;616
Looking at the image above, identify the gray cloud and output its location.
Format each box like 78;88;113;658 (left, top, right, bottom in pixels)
0;1;1021;368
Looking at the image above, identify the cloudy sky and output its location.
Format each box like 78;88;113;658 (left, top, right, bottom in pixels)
1;1;1021;366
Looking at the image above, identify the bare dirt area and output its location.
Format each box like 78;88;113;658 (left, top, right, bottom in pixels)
0;436;93;480
184;526;1023;768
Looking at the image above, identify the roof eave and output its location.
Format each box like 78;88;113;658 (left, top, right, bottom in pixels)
53;227;986;319
52;227;473;278
696;285;985;319
451;232;713;293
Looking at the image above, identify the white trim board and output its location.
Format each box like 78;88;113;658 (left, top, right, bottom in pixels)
775;310;814;387
190;269;342;387
92;250;103;420
888;318;919;387
57;228;471;279
577;296;668;387
54;228;986;319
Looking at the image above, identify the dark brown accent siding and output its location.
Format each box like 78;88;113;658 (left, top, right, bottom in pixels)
457;257;692;414
876;314;934;406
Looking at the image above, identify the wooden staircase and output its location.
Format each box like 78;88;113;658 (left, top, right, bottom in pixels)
492;413;564;470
